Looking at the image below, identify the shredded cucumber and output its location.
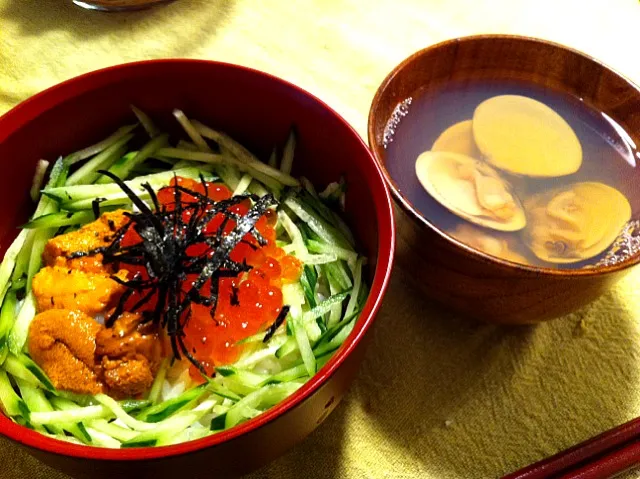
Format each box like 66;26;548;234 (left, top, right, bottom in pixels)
3;354;48;390
123;398;217;448
173;110;212;153
44;167;205;203
136;384;207;423
0;230;29;307
233;174;253;196
94;394;156;431
176;140;199;151
224;383;300;429
279;127;297;175
23;210;105;230
30;160;50;202
307;239;357;266
27;226;57;289
290;306;315;377
0;370;29;418
15;378;61;435
192;121;299;187
157;147;286;191
30;404;109;426
88;418;137;442
49;397;95;444
131;106;159;138
66;134;134;186
98;134;169;183
324;261;353;292
44;167;209;210
285;197;352;250
303;291;350;325
147;358;168;405
216;367;270;390
84;426;122;448
300;265;317;309
278;210;308;259
7;292;36;355
268;147;278;168
314;317;357;357
345;258;363;318
65;124;138;166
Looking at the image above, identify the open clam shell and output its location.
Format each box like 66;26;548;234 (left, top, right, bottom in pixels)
432;120;482;159
415;150;527;231
472;95;583;177
448;223;530;264
523;181;631;263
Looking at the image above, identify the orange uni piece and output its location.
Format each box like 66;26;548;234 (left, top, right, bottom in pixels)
28;309;105;395
32;266;128;316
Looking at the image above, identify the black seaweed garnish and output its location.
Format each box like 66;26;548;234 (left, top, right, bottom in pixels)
262;306;290;343
92;198;104;220
89;170;278;375
230;285;240;306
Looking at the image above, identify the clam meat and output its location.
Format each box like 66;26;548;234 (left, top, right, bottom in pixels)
523;181;631;263
415;150;527;231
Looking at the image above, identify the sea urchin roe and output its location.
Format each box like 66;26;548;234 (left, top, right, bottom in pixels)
28;308;165;398
95;312;164;398
28;309;105;395
43;210;129;273
32;266;129;316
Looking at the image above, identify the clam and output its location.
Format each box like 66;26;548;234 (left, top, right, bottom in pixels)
432;120;482;159
415;150;526;231
448;223;529;264
472;95;582;177
523;182;631;263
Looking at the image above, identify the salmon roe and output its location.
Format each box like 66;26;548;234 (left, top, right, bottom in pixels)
118;177;301;381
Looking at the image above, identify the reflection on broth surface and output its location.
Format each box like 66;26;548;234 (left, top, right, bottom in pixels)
385;81;638;269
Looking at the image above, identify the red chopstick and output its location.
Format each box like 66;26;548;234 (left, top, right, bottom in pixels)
503;417;640;479
555;440;640;479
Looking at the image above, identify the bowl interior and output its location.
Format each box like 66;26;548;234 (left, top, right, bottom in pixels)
0;60;394;459
368;35;640;274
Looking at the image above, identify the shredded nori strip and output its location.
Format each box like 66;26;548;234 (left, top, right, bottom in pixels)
84;170;278;375
262;306;290;343
92;198;104;220
230;285;240;306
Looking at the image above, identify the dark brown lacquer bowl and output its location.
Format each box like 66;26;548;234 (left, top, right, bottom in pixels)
0;60;395;478
368;35;640;325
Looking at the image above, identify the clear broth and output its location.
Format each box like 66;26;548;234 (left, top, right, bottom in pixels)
384;80;640;269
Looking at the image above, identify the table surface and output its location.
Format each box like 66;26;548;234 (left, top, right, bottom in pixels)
2;1;640;478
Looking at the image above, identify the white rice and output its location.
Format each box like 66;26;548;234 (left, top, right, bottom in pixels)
160;360;194;402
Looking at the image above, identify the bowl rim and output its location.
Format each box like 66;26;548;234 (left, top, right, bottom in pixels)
0;58;396;460
367;33;640;277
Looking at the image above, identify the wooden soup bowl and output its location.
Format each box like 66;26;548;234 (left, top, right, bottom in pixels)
368;35;640;324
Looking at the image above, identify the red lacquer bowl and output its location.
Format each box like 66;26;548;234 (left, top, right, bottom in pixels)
0;60;395;478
